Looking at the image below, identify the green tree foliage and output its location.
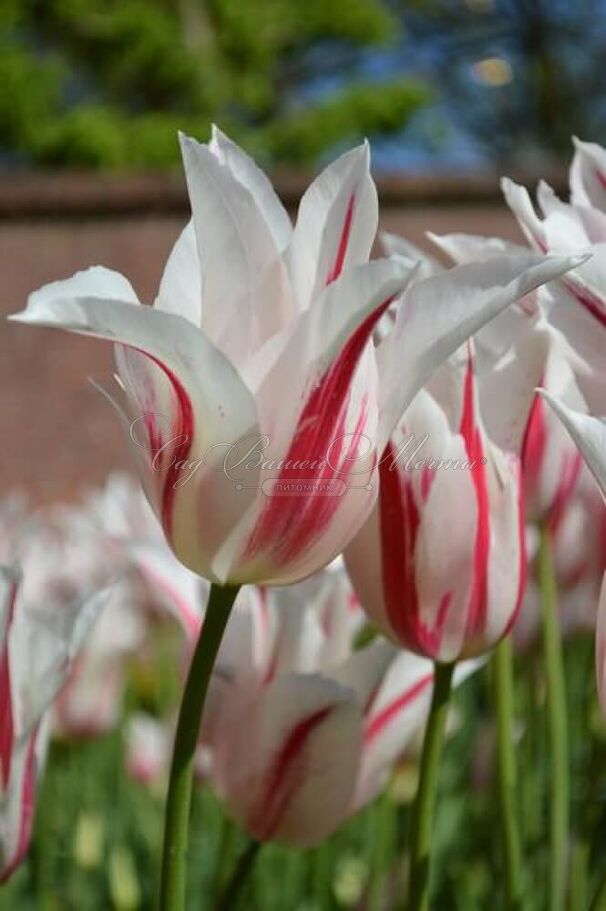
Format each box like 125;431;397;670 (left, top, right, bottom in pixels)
0;0;430;168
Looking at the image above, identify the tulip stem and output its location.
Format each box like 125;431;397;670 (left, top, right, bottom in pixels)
216;840;261;911
538;525;569;911
492;635;523;910
159;582;240;911
408;660;455;911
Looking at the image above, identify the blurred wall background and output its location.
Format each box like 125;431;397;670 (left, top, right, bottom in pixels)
0;0;603;502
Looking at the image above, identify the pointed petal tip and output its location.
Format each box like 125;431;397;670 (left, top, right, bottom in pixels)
7;309;34;324
547;251;592;270
178;130;201;155
538;389;584;433
210;123;231;146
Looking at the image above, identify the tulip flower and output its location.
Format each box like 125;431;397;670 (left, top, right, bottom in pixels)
10;130;580;588
346;344;525;663
203;563;483;846
213;642;473;846
53;579;146;738
345;338;528;909
0;565;106;880
3;495;154;741
207;564;445;846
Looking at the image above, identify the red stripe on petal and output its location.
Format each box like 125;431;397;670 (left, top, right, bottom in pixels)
379;444;454;657
595;168;606;192
249;706;331;839
127;348;195;539
563;277;606;329
245;300;390;570
521;389;547;502
325;194;355;286
459;349;490;642
380;447;419;647
137;563;201;641
0;579;17;790
364;673;433;745
0;727;38;883
522;387;582;529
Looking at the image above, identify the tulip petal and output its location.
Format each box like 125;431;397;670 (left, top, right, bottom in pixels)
428;230;525;265
570;137;606;211
287;142;378;309
179;132;292;361
213;258;413;584
18;266;139;308
0;568;18;790
330;639;398;707
0;726;41;883
354;650;434;810
10;294;260;579
210;125;292;251
540;392;606;498
501;178;547;252
214;673;361;846
155;220;202;327
377;253;586;453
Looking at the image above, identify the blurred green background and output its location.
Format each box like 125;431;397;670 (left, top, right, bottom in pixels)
2;0;606;171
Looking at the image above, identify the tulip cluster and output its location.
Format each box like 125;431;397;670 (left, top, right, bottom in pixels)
5;128;606;911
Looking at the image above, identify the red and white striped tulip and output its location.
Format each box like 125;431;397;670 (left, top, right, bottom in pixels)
206;564;475;844
211;636;439;846
0;566;105;880
10;129;581;586
346;346;526;662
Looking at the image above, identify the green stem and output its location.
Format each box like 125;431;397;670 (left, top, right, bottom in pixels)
492;636;523;910
538;526;569;911
408;661;455;911
368;790;396;911
216;840;261;911
159;582;239;911
568;840;589;911
590;869;606;911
